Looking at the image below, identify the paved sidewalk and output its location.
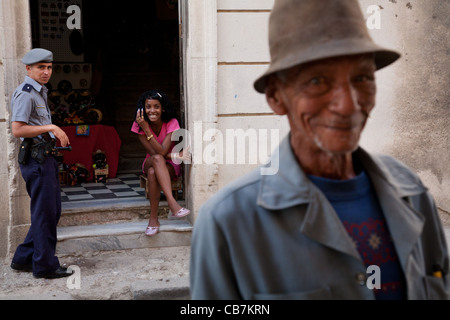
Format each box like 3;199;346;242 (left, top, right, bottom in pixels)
1;228;449;300
0;246;190;300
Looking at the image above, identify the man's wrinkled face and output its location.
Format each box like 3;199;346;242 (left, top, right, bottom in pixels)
268;54;377;155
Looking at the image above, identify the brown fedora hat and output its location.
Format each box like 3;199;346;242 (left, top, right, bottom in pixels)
254;0;401;93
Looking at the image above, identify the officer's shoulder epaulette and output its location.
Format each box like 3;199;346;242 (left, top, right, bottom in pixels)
22;84;33;93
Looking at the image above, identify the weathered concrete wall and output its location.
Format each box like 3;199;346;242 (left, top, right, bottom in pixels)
182;0;219;221
185;0;449;224
0;0;32;259
216;0;283;189
359;0;450;219
214;0;450;220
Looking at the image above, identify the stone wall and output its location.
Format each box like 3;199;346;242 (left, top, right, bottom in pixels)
359;0;450;221
0;0;32;258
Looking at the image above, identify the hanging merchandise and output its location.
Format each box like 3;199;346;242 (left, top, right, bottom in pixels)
38;0;84;62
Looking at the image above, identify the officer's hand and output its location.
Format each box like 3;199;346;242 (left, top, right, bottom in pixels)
52;125;70;147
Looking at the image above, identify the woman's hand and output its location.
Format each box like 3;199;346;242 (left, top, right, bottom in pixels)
170;146;192;164
136;108;146;127
179;146;192;163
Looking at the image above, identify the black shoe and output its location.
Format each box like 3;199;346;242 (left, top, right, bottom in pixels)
34;266;74;279
11;262;33;272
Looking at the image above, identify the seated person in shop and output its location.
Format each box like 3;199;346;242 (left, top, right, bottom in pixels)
131;89;191;236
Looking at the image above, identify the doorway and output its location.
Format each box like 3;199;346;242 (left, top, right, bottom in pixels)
29;0;182;182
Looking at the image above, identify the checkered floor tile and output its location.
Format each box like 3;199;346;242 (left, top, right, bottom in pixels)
61;173;146;203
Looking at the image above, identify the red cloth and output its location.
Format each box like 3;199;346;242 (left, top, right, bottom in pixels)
57;125;121;181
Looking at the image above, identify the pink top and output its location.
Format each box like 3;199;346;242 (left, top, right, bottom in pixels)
131;118;181;178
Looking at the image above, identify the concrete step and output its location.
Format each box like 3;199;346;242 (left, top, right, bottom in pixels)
58;196;191;255
60;197;184;227
57;219;192;255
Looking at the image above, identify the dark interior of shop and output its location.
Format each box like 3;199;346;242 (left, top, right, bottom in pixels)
29;0;181;181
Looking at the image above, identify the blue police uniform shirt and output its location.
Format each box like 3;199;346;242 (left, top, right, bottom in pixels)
11;76;55;139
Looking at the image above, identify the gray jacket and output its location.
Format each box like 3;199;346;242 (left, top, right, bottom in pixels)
190;135;449;300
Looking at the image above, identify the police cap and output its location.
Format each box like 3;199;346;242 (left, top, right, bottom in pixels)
21;48;53;65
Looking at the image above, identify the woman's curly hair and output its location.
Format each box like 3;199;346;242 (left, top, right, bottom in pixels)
135;89;178;126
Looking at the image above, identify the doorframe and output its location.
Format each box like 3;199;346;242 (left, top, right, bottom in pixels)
178;0;219;221
2;0;34;258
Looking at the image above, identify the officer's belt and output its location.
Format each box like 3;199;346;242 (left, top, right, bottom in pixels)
29;138;57;164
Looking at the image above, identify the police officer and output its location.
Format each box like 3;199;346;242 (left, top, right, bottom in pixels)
10;48;73;279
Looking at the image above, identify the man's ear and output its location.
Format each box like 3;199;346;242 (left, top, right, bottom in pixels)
265;75;288;115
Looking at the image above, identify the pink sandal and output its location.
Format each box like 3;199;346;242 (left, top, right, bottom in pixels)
145;225;159;236
174;208;190;218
